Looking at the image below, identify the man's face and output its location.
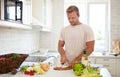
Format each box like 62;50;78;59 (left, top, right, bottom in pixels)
67;11;79;26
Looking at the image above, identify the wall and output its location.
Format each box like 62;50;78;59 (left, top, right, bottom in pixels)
0;0;64;55
39;0;64;51
39;0;110;51
0;0;119;54
0;27;40;55
40;0;120;52
111;0;120;40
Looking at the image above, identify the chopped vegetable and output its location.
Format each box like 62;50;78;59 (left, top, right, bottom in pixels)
73;62;85;76
21;66;28;72
82;66;102;77
73;62;102;77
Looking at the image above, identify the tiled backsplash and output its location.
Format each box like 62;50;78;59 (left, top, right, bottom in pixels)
111;0;120;40
0;27;40;54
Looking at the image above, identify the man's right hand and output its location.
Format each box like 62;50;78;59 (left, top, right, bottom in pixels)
60;55;67;64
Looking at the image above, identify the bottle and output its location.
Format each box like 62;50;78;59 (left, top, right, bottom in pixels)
82;49;89;66
82;49;88;60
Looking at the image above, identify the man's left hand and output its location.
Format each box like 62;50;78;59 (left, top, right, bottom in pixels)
69;60;78;68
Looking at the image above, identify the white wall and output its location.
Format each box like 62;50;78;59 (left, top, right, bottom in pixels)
39;0;64;51
111;0;120;40
0;28;40;54
0;0;64;55
0;0;119;54
39;0;120;52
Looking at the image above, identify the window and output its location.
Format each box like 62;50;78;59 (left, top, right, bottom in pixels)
64;1;110;52
88;3;110;52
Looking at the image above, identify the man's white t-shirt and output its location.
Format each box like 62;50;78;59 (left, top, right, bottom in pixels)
59;24;94;63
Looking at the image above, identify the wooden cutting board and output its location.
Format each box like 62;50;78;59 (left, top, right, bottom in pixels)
53;67;72;70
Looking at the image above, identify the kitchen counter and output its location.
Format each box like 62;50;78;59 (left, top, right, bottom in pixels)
0;67;112;77
0;52;112;77
89;52;120;59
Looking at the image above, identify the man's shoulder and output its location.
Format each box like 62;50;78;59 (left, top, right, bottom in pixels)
81;23;89;27
62;25;71;30
81;24;92;29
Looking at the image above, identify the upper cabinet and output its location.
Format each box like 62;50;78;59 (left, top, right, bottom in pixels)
22;0;32;25
0;0;32;24
0;0;53;31
32;0;53;31
0;0;32;29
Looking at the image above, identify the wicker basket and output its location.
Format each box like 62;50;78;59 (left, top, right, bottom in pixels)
0;53;28;74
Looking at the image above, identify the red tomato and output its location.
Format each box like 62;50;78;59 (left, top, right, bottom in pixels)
24;71;29;75
30;70;35;76
24;70;35;76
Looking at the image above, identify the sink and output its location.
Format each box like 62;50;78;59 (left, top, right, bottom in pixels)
24;51;49;62
20;56;48;67
23;51;60;67
25;56;48;62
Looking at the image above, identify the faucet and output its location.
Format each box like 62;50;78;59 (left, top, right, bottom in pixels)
48;56;59;67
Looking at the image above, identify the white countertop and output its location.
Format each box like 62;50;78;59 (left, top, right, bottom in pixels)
89;52;120;58
0;67;112;77
0;52;112;77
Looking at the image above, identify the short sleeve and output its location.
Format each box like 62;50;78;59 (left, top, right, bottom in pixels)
86;26;95;42
59;28;65;41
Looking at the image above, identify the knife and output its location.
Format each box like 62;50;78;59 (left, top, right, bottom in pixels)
61;62;70;68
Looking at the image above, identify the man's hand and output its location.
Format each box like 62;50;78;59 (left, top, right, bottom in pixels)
61;55;67;65
69;57;82;68
69;60;78;68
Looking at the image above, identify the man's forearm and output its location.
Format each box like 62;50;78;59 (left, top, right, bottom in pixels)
73;49;92;63
58;40;66;57
58;47;66;57
73;40;95;62
86;40;95;56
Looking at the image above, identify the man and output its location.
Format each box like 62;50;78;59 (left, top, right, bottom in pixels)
58;5;95;67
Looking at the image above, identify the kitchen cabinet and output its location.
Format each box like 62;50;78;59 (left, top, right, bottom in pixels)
0;0;32;29
96;58;116;77
0;0;32;25
32;0;53;31
89;56;117;77
116;59;120;77
22;0;32;25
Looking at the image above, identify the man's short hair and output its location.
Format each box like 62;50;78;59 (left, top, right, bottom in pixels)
66;5;80;17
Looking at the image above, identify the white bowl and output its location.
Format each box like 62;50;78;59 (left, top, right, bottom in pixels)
39;48;48;54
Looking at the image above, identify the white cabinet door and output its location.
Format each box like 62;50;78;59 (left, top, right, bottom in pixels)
32;0;43;24
42;0;52;31
116;59;120;77
96;58;116;77
22;0;32;25
32;0;52;31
